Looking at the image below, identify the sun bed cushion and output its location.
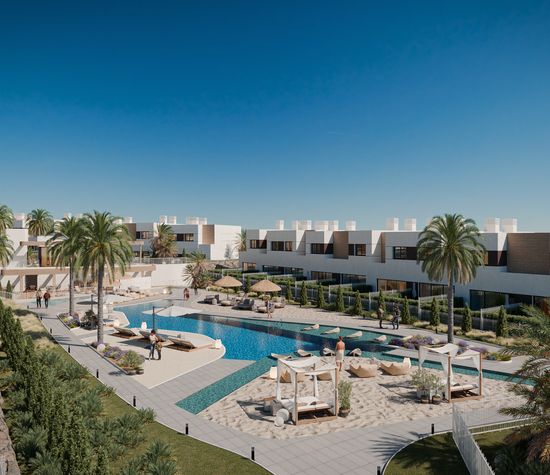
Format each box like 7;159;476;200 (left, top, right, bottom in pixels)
296;349;313;357
349;364;378;378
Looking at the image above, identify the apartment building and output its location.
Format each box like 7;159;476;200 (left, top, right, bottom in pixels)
126;216;241;261
239;218;550;310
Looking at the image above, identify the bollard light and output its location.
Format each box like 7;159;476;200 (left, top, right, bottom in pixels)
133;396;136;407
68;345;71;354
96;369;99;379
377;466;381;475
431;423;435;435
251;446;255;461
185;423;189;435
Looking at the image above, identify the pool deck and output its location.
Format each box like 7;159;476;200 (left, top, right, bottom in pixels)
32;290;524;475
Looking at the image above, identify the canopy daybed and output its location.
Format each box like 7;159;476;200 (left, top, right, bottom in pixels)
418;343;483;402
274;356;338;425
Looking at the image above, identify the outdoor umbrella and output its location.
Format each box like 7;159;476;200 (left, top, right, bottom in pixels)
250;279;281;295
214;275;243;298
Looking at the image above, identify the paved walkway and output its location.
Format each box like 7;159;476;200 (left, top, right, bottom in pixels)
32;294;520;475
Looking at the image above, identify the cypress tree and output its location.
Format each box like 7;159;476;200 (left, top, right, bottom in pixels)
63;411;92;475
352;291;363;316
401;297;411;324
244;275;251;293
378;290;386;313
286;280;293;302
461;304;473;334
496;305;509;338
336;286;345;313
300;281;308;306
6;280;12;295
429;298;440;328
317;283;326;309
95;447;110;475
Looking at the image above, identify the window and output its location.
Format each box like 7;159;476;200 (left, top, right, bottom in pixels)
249;239;267;249
263;265;285;274
310;243;334;254
393;246;417;260
469;290;506;310
271;241;293;251
377;279;409;292
176;233;194;242
136;231;153;240
242;262;256;271
311;271;334;281
349;244;367;256
484;251;507;266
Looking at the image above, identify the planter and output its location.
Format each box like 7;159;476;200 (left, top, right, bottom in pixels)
123;368;137;375
339;408;351;418
420;398;430;404
135;367;144;375
432;395;442;405
416;388;434;400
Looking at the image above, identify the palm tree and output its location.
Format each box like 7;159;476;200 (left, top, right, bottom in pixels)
150;224;177;258
80;212;133;344
417;214;485;343
234;230;247;254
500;304;550;464
184;251;212;292
47;217;84;317
0;233;14;267
0;204;14;233
27;209;54;237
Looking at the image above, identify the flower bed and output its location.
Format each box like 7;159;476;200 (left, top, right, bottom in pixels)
93;343;145;374
390;335;499;360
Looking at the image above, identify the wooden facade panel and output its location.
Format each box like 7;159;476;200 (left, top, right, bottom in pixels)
332;231;349;259
201;225;215;245
507;233;550;275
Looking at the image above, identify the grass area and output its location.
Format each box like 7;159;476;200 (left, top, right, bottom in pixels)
5;303;268;475
385;429;514;475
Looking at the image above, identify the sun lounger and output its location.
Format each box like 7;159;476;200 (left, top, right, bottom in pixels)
349;364;378;378
316;371;333;381
322;326;340;335
272;297;286;309
271;353;293;360
346;331;362;338
282;396;332;415
113;326;140;339
203;294;220;305
302;323;320;331
348;348;362;357
322;347;335;356
375;335;387;343
168;336;211;352
296;349;313;357
380;357;411;376
236;298;254;310
138;330;168;342
220;299;233;306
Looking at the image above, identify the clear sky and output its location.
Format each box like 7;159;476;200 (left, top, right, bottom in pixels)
1;1;550;230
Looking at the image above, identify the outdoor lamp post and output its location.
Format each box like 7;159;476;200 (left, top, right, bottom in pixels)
152;306;156;332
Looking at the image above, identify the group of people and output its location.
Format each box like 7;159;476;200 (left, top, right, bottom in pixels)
182;287;190;301
377;303;400;330
35;290;51;308
147;329;163;360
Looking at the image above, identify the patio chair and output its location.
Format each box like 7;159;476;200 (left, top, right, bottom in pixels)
113;326;140;339
236;298;254;310
296;349;313;357
349;364;378;378
380;357;411;376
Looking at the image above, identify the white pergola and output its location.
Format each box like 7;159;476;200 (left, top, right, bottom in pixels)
418;343;483;402
275;356;338;425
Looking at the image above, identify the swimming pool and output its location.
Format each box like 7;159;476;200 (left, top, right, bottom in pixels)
119;299;391;361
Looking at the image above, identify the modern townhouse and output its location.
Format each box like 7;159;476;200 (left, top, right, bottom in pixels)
239;217;550;310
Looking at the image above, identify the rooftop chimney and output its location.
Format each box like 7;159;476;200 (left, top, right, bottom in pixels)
314;220;328;231
168;216;177;225
123;217;133;224
484;217;500;233
328;220;339;231
386;217;399;231
501;218;518;233
346;220;356;231
275;219;285;230
404;218;417;231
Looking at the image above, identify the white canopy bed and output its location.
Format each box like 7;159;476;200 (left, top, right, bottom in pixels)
274;356;338;425
418;343;483;402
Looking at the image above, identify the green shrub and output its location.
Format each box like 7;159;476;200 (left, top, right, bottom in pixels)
461;304;473;333
401;297;411;324
378;290;386;313
244;275;251;293
338;381;352;410
336;286;345;313
6;280;12;295
429;298;440;328
119;351;145;370
352;291;363;316
300;281;308;306
286;280;293;302
496;305;509;338
317;283;326;309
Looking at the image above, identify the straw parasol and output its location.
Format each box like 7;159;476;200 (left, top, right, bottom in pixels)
250;279;281;295
214;275;243;298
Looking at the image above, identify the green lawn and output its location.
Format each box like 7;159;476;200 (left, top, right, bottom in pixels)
10;308;268;475
385;429;513;475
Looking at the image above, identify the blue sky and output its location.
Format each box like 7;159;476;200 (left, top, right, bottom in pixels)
1;1;550;230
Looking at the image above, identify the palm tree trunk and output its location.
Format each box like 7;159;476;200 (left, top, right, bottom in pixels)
447;276;454;343
69;262;74;316
97;267;104;344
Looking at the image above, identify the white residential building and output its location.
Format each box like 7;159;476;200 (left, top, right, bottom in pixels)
239;218;550;310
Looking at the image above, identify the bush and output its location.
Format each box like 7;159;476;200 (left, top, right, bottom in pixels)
285;280;293;302
336;286;345;313
461;304;473;334
119;351;145;370
496;306;509;338
300;281;308;306
351;291;363;316
338;380;352;410
429;298;440;328
244;276;251;294
401;297;411;324
378;290;386;313
317;283;326;309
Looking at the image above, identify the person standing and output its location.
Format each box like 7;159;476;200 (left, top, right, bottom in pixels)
148;330;159;360
36;290;42;308
377;305;385;329
184;288;190;301
43;290;51;308
392;304;400;330
335;336;345;373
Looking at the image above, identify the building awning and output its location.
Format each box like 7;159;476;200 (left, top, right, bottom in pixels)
20;241;47;247
1;267;68;276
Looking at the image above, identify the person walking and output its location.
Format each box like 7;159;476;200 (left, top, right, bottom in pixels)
335;336;345;373
377;305;385;329
148;329;159;360
36;290;42;308
155;338;163;360
43;290;51;308
392;304;400;330
184;288;190;301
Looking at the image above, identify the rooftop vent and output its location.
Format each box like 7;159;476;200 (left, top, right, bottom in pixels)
346;220;356;231
484;217;500;233
328;220;339;231
404;218;417;231
168;216;177;225
314;220;328;231
386;217;399;231
123;217;133;224
186;217;199;225
275;219;285;230
501;218;517;233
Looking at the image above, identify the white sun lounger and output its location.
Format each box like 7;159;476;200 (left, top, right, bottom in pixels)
375;335;387;343
346;330;362;338
322;327;340;334
348;348;362;357
271;353;293;360
168;336;211;352
296;349;313;357
322;347;335;356
302;323;320;331
113;326;140;338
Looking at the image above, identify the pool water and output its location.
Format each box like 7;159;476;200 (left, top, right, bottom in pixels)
119;299;390;361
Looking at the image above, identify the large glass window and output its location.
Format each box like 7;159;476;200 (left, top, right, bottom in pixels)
249;239;267;249
393;246;417;260
377;279;408;292
311;271;333;281
242;262;256;271
469;290;506;310
310;243;334;254
271;241;293;251
484;251;507;266
136;231;154;240
176;233;194;242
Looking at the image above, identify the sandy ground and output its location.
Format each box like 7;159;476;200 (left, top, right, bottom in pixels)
201;356;523;439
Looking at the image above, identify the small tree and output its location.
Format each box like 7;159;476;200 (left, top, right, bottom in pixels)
286;280;293;302
429;298;440;328
317;283;326;309
378;289;386;313
401;297;411;324
461;304;473;334
300;281;308;306
244;275;251;293
496;305;509;338
336;286;345;313
6;280;12;295
352;291;363;316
